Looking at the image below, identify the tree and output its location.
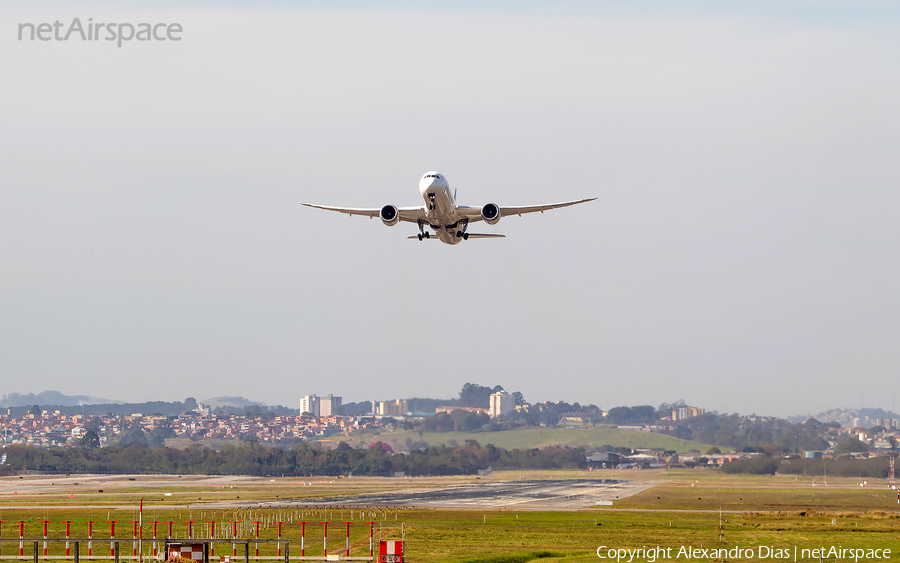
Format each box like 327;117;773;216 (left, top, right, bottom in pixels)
243;405;275;419
422;414;453;432
458;412;489;431
79;430;100;449
521;411;538;426
184;397;198;411
146;422;175;448
706;446;721;455
458;383;495;408
448;409;488;431
834;438;869;455
511;391;526;406
658;400;685;414
120;422;147;445
86;417;102;434
29;404;42;417
607;406;658;425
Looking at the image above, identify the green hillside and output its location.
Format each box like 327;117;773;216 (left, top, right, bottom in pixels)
321;424;709;452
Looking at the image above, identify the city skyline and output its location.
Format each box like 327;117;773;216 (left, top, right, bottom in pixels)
2;388;897;424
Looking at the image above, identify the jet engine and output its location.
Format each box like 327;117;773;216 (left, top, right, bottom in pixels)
481;202;501;225
380;204;400;227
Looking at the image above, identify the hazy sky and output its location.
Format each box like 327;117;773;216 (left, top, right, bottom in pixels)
2;1;898;418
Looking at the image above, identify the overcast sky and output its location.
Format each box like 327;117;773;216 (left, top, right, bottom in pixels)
1;1;898;418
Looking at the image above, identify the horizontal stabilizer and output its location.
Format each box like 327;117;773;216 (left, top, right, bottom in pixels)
406;233;506;240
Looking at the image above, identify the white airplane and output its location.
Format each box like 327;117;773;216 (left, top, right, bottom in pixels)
302;171;596;245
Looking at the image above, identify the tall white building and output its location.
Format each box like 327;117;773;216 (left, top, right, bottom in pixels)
300;394;319;417
319;394;342;416
489;390;514;418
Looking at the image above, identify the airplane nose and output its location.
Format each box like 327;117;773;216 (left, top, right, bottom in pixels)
419;177;440;195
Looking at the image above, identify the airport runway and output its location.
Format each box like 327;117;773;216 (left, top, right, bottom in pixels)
1;475;659;511
238;478;660;511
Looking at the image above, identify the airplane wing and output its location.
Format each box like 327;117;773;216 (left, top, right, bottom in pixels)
457;197;596;222
301;203;425;223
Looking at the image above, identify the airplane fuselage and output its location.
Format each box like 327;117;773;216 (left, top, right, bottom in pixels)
419;171;467;245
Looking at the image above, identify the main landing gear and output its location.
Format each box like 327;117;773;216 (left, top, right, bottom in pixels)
417;221;431;241
456;219;470;240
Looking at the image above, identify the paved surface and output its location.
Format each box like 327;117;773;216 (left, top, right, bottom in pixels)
263;478;661;511
0;474;259;495
0;474;263;509
0;474;660;511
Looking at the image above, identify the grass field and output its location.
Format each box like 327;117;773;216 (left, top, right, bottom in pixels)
0;506;896;563
320;425;710;452
2;469;899;562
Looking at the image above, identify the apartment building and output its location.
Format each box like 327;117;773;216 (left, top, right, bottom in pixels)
373;400;408;416
319;394;342;417
489;390;514;418
672;405;705;421
300;395;319;417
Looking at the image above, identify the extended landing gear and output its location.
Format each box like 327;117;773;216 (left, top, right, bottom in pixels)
417;221;431;241
456;219;470;241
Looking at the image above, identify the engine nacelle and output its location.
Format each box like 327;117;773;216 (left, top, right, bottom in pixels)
380;204;400;227
481;202;501;225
